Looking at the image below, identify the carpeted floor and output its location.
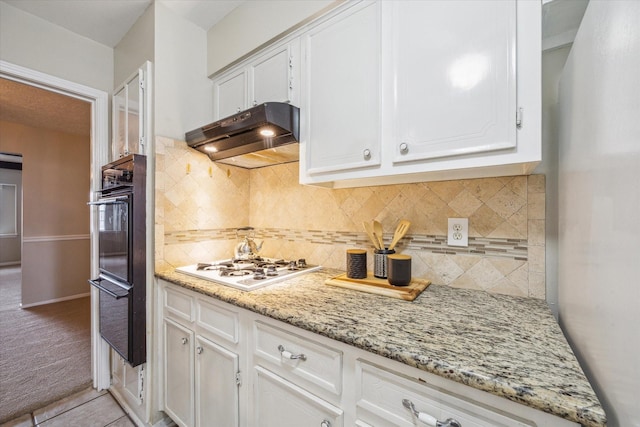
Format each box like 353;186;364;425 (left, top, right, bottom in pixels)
0;266;92;424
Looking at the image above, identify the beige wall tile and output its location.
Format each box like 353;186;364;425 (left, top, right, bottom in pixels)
528;219;546;246
156;140;547;299
528;192;546;220
527;174;545;194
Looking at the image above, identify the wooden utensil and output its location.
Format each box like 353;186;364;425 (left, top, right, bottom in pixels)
373;220;385;249
388;219;411;251
363;221;380;249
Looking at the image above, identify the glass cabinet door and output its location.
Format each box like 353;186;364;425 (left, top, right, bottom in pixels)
112;61;150;160
113;86;127;160
127;74;140;156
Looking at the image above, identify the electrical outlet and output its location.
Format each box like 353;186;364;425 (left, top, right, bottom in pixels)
448;218;468;247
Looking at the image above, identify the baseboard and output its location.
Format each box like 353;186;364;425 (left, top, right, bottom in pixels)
0;261;20;267
109;388;146;427
20;292;90;308
151;415;177;427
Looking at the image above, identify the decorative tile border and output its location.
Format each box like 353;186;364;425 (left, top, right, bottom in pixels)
165;228;527;261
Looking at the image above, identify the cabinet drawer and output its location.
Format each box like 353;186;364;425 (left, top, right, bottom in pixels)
356;361;533;427
254;321;343;396
254;366;343;427
164;286;194;323
196;297;239;344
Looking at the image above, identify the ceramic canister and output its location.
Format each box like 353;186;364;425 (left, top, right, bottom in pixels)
387;254;412;286
346;249;367;279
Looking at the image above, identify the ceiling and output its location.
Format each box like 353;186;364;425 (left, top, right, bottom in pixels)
0;0;588;141
0;78;91;136
2;0;246;48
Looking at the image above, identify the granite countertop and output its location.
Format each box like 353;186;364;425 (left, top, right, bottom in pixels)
156;267;606;427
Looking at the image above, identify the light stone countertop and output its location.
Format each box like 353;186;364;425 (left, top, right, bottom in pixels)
156;267;606;427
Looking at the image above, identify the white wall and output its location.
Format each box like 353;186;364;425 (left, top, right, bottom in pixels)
114;2;154;88
0;1;113;93
154;1;213;139
558;1;640;426
207;0;339;76
540;45;571;317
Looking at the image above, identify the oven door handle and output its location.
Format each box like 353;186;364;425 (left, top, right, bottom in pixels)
87;195;130;206
88;278;130;299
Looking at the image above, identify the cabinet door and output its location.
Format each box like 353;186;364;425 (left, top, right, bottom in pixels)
214;70;247;120
195;336;240;427
112;62;150;160
113;86;127;159
164;319;195;427
388;0;516;164
302;1;381;175
250;40;299;107
254;366;343;427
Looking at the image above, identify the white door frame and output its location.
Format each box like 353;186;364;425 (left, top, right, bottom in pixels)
0;60;111;391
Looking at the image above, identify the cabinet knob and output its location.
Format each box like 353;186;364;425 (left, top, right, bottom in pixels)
320;420;332;427
181;337;188;345
196;346;203;354
402;399;461;427
253;100;258;106
278;344;307;361
237;107;241;112
363;149;371;160
399;143;409;154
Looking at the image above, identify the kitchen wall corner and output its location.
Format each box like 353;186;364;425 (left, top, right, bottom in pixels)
156;135;546;299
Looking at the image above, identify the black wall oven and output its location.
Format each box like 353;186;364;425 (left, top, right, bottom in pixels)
89;154;146;367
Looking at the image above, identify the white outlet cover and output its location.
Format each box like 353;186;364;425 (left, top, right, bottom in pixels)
448;218;469;247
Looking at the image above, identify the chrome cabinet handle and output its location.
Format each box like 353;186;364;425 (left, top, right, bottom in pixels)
320;420;331;427
363;148;371;160
278;345;307;361
196;346;203;354
181;337;188;345
402;399;461;427
399;142;409;154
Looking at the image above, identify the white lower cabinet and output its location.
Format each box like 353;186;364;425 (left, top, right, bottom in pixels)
356;361;532;427
162;285;241;427
195;335;240;427
163;318;195;427
253;366;343;427
158;280;577;427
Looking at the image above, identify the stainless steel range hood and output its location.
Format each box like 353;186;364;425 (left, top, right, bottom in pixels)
185;102;300;169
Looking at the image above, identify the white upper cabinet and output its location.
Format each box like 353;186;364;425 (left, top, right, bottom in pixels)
112;61;151;160
300;0;541;188
251;40;298;106
212;39;300;120
388;0;516;163
214;70;247;119
300;1;381;175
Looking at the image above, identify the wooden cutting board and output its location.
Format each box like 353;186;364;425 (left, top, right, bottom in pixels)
325;273;430;301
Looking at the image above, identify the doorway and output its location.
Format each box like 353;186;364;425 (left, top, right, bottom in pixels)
0;153;21;267
0;61;111;396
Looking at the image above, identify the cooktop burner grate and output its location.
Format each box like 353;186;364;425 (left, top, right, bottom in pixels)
176;257;321;291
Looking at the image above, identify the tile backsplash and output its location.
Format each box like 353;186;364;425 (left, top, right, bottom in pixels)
156;136;545;299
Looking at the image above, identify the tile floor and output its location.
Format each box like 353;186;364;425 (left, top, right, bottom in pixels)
0;387;135;427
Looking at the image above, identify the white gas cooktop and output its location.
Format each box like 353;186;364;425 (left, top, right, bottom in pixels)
175;258;321;291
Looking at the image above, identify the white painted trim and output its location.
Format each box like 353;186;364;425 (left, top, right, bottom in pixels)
0;60;111;392
22;234;90;243
20;292;90;308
